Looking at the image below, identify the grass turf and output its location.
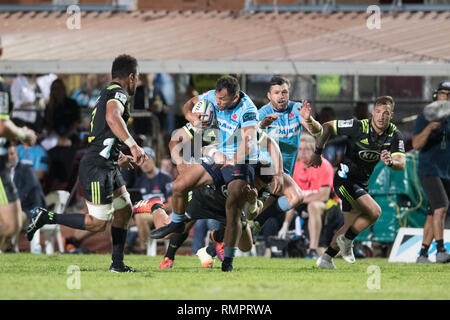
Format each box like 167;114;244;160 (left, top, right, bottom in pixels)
1;253;450;300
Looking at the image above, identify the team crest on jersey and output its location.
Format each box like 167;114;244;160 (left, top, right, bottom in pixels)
338;119;354;128
358;150;380;162
289;112;294;118
232;114;237;120
115;92;127;105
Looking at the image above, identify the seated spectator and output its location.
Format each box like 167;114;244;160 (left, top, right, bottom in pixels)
7;143;46;252
160;156;177;179
71;73;100;109
292;134;344;258
129;147;173;253
16;141;48;184
42;78;81;192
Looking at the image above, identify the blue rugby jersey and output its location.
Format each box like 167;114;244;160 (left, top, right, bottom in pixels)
198;90;259;162
258;101;303;175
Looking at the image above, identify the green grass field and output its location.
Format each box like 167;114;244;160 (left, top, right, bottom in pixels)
1;253;450;300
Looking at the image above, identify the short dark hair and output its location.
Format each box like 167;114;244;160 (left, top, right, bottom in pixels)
215;76;240;97
269;75;290;91
111;54;138;79
374;96;395;111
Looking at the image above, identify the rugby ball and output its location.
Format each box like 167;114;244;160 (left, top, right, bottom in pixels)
192;99;214;126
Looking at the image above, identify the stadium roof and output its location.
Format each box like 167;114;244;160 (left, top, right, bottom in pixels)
0;9;449;75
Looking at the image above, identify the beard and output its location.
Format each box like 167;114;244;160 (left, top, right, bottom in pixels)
424;100;450;122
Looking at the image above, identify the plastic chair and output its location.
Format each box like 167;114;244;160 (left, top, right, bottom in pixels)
41;190;70;254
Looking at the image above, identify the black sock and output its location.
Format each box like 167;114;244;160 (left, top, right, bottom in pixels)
206;244;217;257
223;257;233;265
344;227;359;241
436;240;445;253
165;232;189;260
53;213;86;230
420;243;430;257
111;226;128;267
325;246;339;257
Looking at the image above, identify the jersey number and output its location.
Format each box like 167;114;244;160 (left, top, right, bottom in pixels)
90;107;97;133
100;138;115;159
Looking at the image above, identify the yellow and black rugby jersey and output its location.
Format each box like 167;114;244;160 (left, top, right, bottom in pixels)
333;118;405;183
0;77;12;170
85;82;129;166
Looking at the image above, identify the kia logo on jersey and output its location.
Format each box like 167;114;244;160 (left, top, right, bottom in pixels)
358;150;380;162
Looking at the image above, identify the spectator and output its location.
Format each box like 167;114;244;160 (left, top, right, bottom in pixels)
16;142;48;183
130;147;173;253
71;73;100;109
132;73;168;137
160;156;176;179
10;74;41;131
8;143;46;252
292;134;344;258
154;73;175;133
354;102;370;120
413;80;450;264
42;78;81;192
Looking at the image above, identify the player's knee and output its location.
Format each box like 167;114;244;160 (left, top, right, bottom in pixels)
307;201;324;214
0;222;18;237
238;242;252;253
370;205;382;223
86;203;114;230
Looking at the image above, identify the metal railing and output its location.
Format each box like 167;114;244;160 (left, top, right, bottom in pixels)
243;0;450;12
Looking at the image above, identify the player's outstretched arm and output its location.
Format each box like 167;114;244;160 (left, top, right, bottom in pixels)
299;100;322;137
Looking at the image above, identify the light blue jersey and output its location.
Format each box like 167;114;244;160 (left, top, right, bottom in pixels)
258;101;303;175
198;90;259;161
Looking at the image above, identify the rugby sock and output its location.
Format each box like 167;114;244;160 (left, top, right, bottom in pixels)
171;211;186;223
52;213;86;230
276;196;292;212
224;246;237;265
344;227;358;241
111;226;128;267
325;246;339;258
436;240;445;253
165;232;189;260
206;244;217;257
420;243;430;257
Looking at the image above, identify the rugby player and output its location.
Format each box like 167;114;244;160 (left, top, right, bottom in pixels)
0;75;37;251
257;76;322;246
309;96;406;269
26;55;147;272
